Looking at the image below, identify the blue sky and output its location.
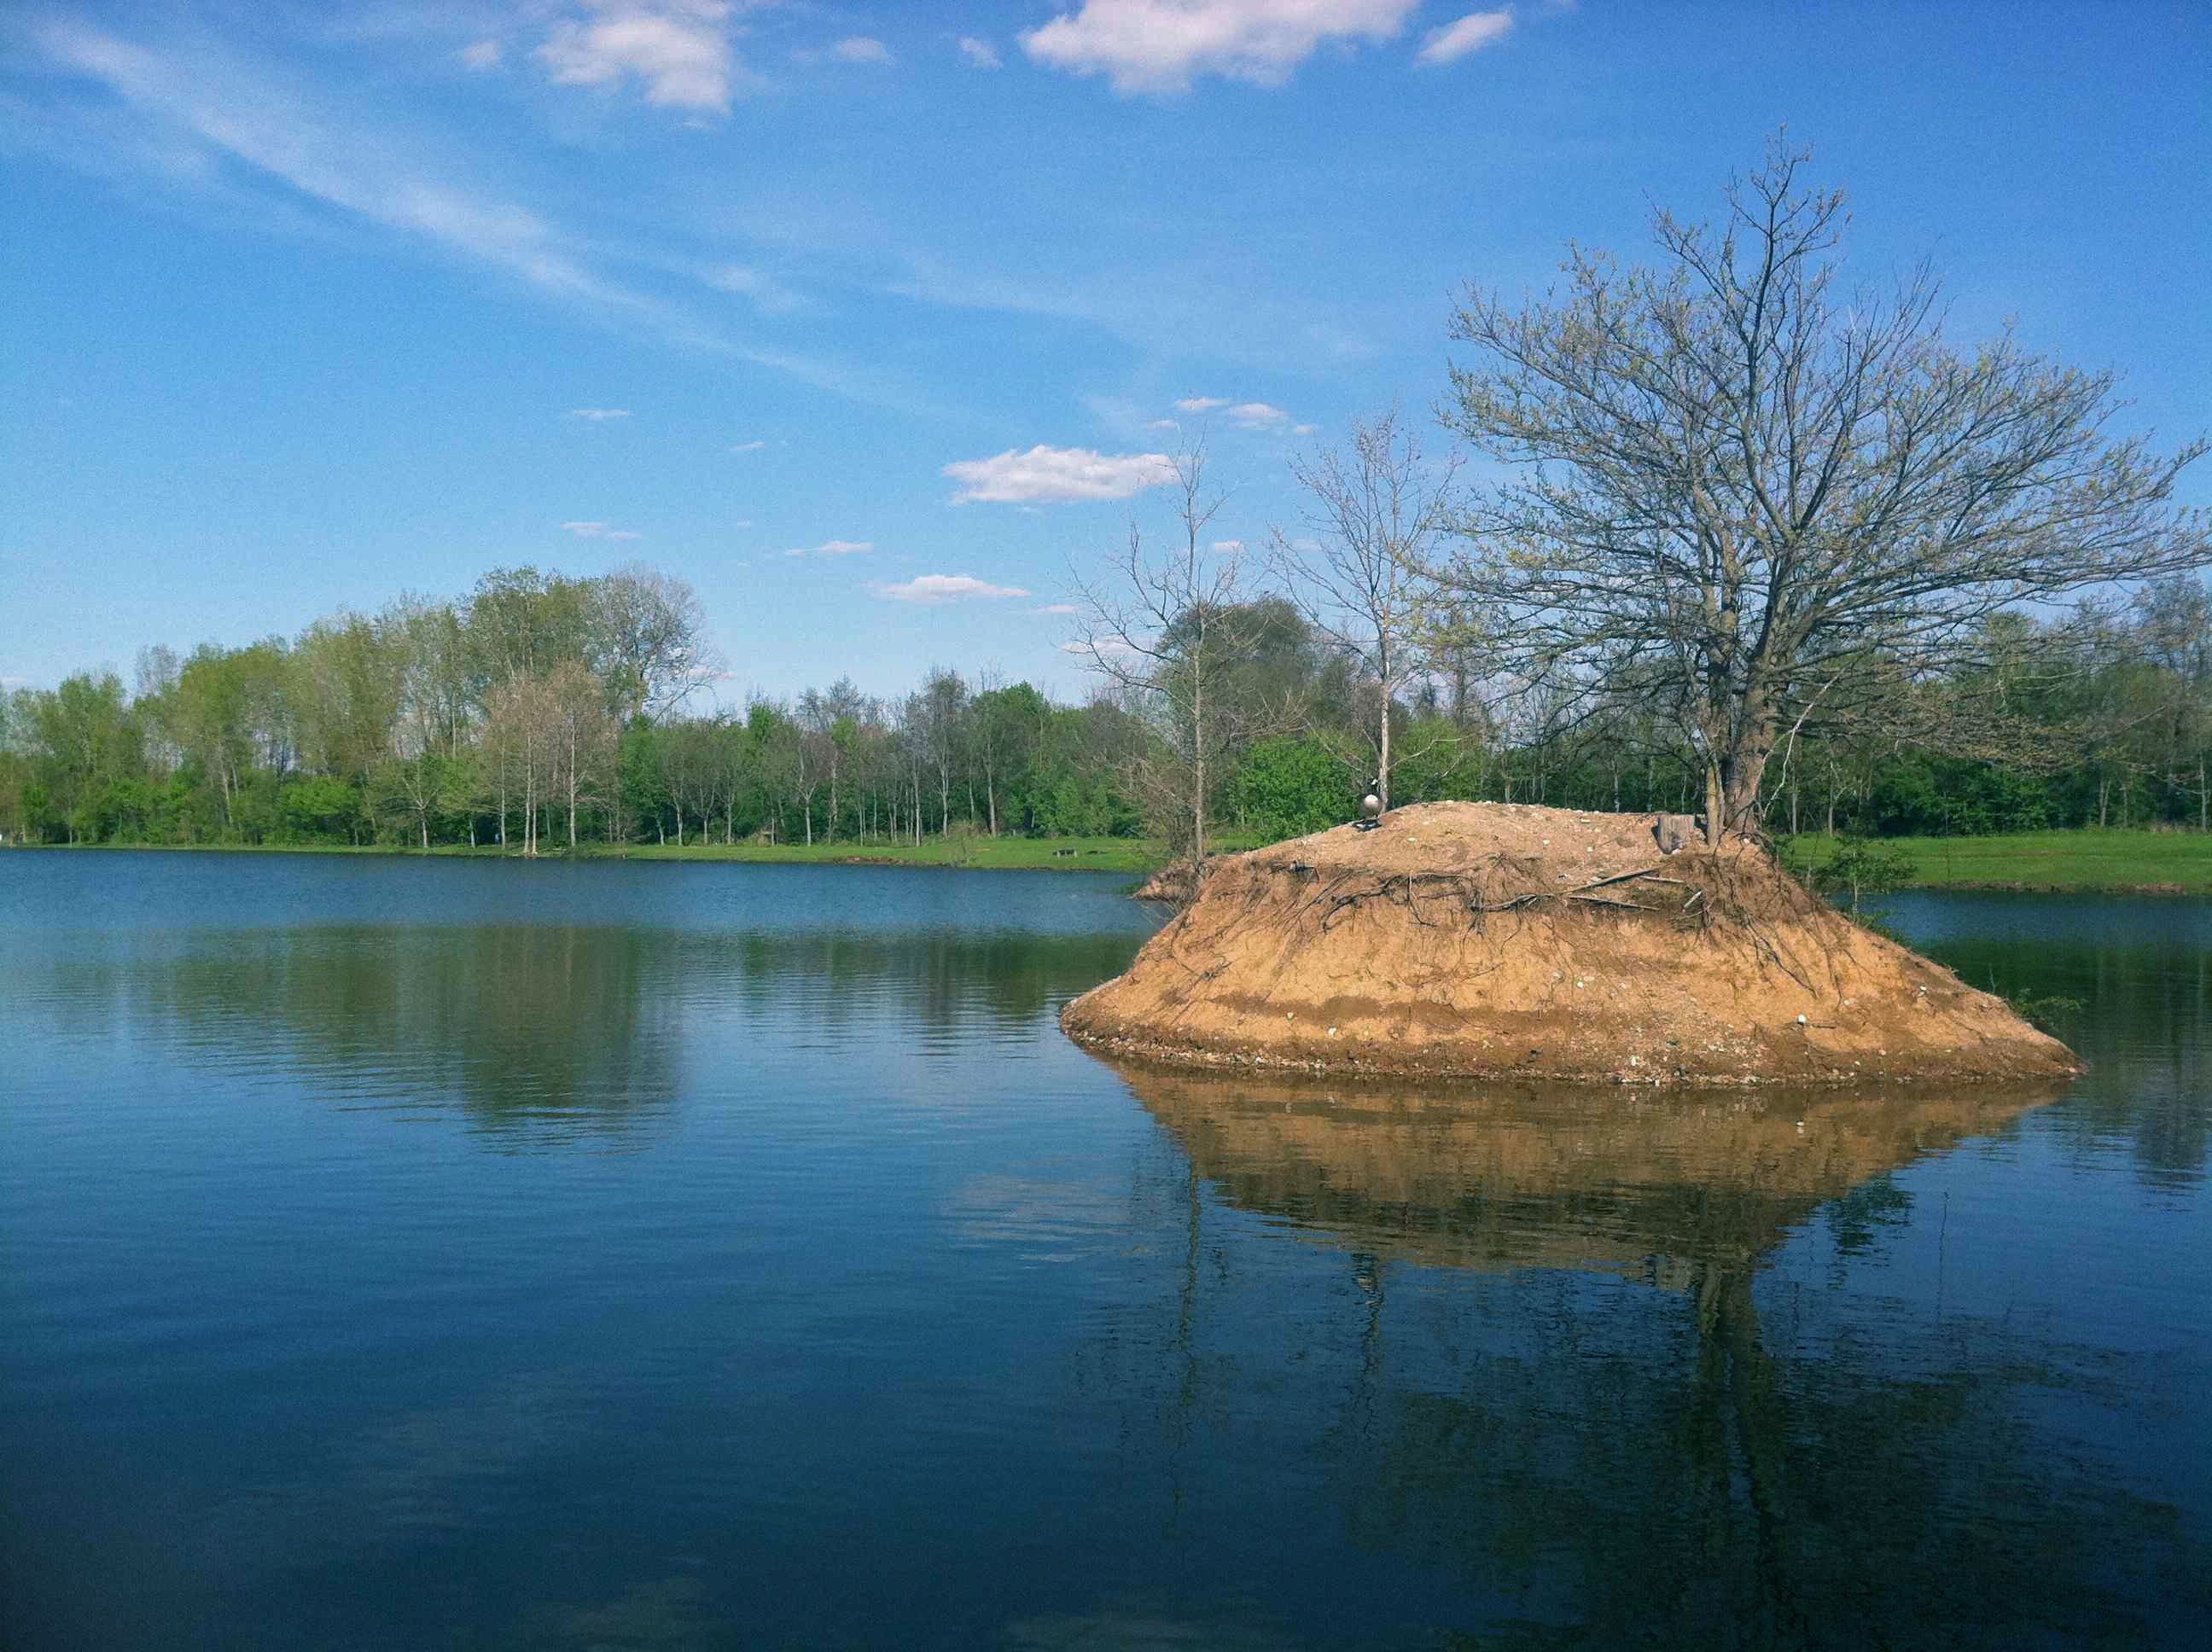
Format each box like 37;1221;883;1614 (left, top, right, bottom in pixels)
4;0;2208;703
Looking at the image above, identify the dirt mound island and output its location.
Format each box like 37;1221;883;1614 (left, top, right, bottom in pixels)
1063;801;2078;1087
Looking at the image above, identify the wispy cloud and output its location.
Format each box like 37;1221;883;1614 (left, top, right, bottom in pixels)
1030;602;1080;615
536;2;742;113
958;37;1002;70
569;407;632;421
784;538;874;557
728;438;766;452
562;520;643;539
702;263;805;314
1417;9;1516;66
457;39;503;72
1226;400;1289;427
831;37;893;66
944;445;1173;503
1174;396;1292;428
1022;0;1419;94
25;20;926;414
873;574;1033;604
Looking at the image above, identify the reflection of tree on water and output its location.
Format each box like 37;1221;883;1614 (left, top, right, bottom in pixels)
1929;934;2210;1190
1096;1063;2205;1649
711;929;1147;1038
109;927;683;1143
91;924;1136;1143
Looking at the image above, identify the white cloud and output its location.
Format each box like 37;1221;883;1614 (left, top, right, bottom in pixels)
958;37;1003;69
569;407;632;420
1174;397;1291;428
873;574;1033;604
458;39;503;72
943;445;1173;504
831;37;894;66
729;439;766;452
1062;637;1138;657
1022;0;1418;94
537;2;739;113
1225;400;1289;427
1032;602;1080;614
1211;539;1244;552
562;520;643;539
1144;417;1179;430
1292;422;1319;435
786;538;874;557
1417;9;1515;65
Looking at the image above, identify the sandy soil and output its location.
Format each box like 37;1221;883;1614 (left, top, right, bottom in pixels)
1062;801;2081;1087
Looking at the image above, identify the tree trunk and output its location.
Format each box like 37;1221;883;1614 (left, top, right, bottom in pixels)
1192;674;1208;875
1378;695;1392;812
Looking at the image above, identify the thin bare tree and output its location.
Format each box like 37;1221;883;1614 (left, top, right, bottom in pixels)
1272;408;1461;811
1068;438;1274;879
1427;137;2209;845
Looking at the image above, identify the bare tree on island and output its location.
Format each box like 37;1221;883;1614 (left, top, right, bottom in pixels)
1272;409;1461;812
1068;438;1272;885
1426;138;2211;846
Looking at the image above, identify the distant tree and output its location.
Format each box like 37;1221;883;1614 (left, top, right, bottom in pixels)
545;661;615;850
590;564;711;719
1233;736;1347;839
1273;408;1459;811
1813;838;1916;917
30;672;141;842
1070;438;1285;876
971;678;1050;837
1429;137;2210;845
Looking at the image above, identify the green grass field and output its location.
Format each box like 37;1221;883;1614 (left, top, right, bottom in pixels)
1780;829;2212;894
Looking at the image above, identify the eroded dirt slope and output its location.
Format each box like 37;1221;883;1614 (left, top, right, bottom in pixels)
1063;802;2079;1086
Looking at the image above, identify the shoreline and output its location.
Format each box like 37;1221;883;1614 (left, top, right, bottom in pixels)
0;838;1165;875
7;829;2211;895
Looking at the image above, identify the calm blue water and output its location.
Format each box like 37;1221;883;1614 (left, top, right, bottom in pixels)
3;852;2207;1649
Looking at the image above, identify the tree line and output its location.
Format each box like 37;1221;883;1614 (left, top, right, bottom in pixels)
3;561;2207;853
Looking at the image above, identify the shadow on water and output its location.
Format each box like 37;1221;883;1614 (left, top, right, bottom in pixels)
1085;1057;2209;1649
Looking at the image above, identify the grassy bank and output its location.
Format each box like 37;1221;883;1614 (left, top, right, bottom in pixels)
603;834;1164;872
13;835;1169;873
20;826;2211;893
1781;829;2212;894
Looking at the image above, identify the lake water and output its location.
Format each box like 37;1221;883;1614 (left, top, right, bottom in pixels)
3;853;2207;1649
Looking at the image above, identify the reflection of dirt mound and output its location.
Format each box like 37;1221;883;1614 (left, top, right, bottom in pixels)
1064;802;2079;1086
1119;1059;2061;1276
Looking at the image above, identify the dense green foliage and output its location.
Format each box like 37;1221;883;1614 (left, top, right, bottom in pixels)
4;566;2209;854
